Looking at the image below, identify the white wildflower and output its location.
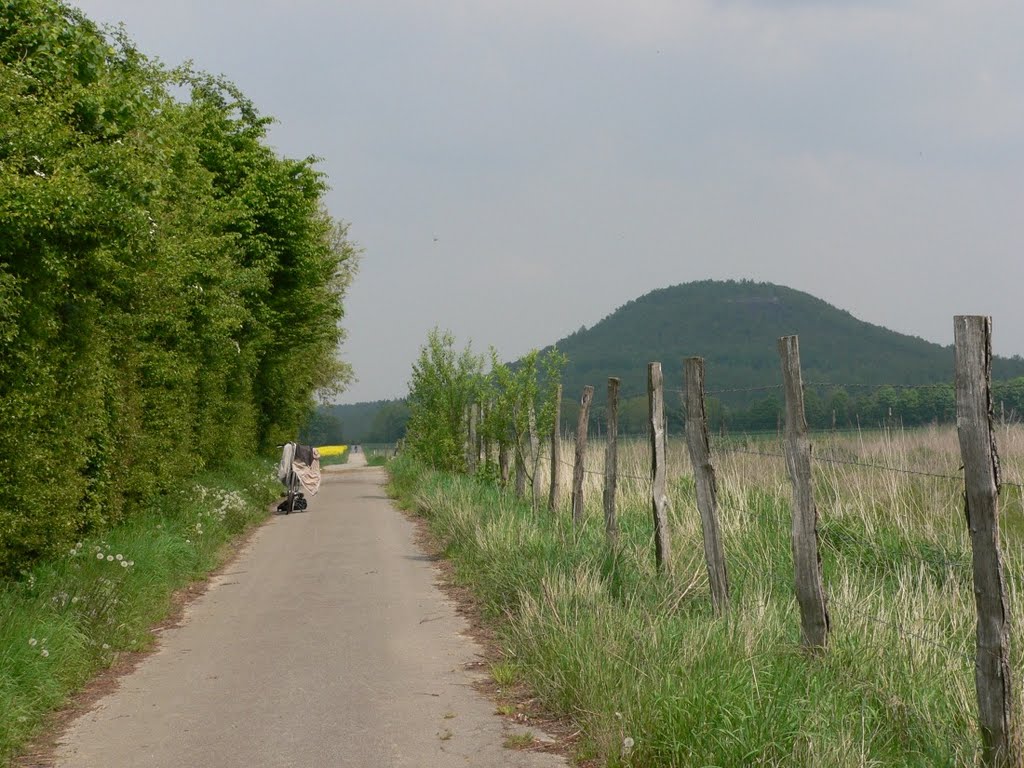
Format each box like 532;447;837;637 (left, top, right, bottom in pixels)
622;737;634;756
106;555;114;562
102;643;110;650
28;638;37;647
96;552;104;560
115;554;123;561
40;649;49;658
121;561;128;568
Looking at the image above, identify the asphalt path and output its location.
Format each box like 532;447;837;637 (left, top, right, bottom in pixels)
52;458;565;767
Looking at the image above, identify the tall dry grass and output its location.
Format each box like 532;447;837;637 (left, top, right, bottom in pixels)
393;424;1024;766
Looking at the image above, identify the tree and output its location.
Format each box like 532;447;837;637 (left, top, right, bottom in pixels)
404;329;483;472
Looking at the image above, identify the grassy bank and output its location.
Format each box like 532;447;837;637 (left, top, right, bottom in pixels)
0;459;279;762
389;426;1024;766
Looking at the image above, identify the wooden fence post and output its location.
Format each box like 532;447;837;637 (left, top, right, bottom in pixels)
778;335;830;651
475;403;484;471
465;404;476;473
604;377;620;547
499;439;511;487
684;358;729;614
955;315;1016;767
481;402;492;469
529;401;542;509
572;385;595;528
549;384;562;511
648;363;671;572
515;441;526;498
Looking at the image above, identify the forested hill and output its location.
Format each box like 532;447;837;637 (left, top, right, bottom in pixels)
546;280;1024;402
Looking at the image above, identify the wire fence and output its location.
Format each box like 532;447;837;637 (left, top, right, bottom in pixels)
459;325;1023;761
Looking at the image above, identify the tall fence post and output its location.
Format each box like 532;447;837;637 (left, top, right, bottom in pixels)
549;384;562;511
648;363;671;572
474;403;483;471
604;377;620;547
465;404;476;474
955;315;1016;768
481;402;492;469
529;401;542;509
515;440;527;498
684;358;729;614
572;385;595;528
499;438;511;487
778;335;830;651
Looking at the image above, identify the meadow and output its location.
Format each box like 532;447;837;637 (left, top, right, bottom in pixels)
389;424;1024;766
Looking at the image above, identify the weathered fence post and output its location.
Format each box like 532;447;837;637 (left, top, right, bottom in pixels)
778;335;830;651
572;385;595;528
465;404;477;473
529;401;542;509
481;402;492;469
466;403;477;475
648;363;671;572
604;377;620;547
549;384;562;511
684;358;729;614
499;439;511;487
955;315;1016;768
475;403;483;471
515;440;527;498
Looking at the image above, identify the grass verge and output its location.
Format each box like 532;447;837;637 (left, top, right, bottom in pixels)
0;458;278;763
388;451;989;767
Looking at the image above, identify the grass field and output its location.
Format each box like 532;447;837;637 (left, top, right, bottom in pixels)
0;460;279;763
389;424;1024;766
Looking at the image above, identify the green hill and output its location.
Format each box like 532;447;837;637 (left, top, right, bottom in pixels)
546;280;1024;404
313;280;1024;440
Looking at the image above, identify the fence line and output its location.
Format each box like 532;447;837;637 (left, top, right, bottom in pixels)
457;317;1021;766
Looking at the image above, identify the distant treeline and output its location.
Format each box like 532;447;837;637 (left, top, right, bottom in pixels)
558;378;1024;435
307;399;409;445
0;1;356;574
320;377;1024;446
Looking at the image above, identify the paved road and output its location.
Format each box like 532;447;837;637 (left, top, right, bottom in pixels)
52;461;565;768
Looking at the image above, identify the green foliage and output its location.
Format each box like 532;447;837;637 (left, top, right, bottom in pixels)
313;398;409;444
0;0;356;575
404;329;484;472
482;347;566;488
402;329;566;482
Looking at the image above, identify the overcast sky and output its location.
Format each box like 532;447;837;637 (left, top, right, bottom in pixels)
72;0;1024;402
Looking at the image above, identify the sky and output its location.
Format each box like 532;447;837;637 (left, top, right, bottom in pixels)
71;0;1024;403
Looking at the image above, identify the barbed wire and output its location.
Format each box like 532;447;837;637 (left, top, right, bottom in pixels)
710;445;966;482
812;452;963;481
711;446;789;462
836;602;975;662
555;456;650;483
663;380;957;399
820;528;970;573
803;381;954;391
